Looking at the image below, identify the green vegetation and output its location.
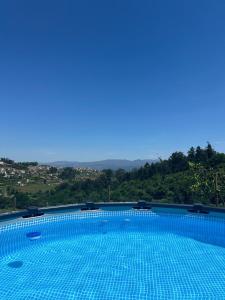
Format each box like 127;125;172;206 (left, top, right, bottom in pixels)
1;143;225;211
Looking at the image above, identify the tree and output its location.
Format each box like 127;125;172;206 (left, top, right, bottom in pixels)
206;142;216;160
187;147;196;162
195;146;207;163
14;192;31;209
115;169;126;183
210;153;225;167
49;167;58;174
101;169;114;201
101;169;113;186
168;152;188;172
59;167;76;180
0;157;14;164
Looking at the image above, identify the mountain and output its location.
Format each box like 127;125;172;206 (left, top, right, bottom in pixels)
45;159;157;171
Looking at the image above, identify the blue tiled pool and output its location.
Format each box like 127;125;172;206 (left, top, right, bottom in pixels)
1;210;225;299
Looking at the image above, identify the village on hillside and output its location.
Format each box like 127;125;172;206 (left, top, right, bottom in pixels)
0;158;99;197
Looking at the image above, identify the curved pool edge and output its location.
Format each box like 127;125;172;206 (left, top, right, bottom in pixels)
1;205;225;235
1;202;225;225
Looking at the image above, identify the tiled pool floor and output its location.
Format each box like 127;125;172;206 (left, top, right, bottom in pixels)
1;228;225;299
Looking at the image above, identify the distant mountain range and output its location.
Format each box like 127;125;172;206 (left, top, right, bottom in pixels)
45;159;157;171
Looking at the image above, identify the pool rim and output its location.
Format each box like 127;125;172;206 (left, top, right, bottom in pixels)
1;202;225;224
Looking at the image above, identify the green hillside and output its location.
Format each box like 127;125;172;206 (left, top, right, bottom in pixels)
1;143;225;211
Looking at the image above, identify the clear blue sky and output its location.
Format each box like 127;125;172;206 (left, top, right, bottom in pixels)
1;0;225;162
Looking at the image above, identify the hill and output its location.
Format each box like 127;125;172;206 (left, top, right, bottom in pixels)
46;159;156;171
1;143;225;210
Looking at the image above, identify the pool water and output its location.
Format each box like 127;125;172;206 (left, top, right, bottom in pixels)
1;211;225;299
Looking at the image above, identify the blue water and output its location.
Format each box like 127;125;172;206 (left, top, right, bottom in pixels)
1;211;225;299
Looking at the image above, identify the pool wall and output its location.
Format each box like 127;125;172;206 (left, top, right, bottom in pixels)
1;202;225;223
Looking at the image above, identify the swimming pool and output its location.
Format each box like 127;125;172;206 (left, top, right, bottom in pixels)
1;209;225;299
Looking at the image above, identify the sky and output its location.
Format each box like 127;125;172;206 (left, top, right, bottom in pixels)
1;0;225;162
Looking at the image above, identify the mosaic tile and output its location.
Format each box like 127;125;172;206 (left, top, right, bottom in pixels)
0;211;225;299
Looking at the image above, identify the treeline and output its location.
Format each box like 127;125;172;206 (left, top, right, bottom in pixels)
0;157;38;169
1;143;225;210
